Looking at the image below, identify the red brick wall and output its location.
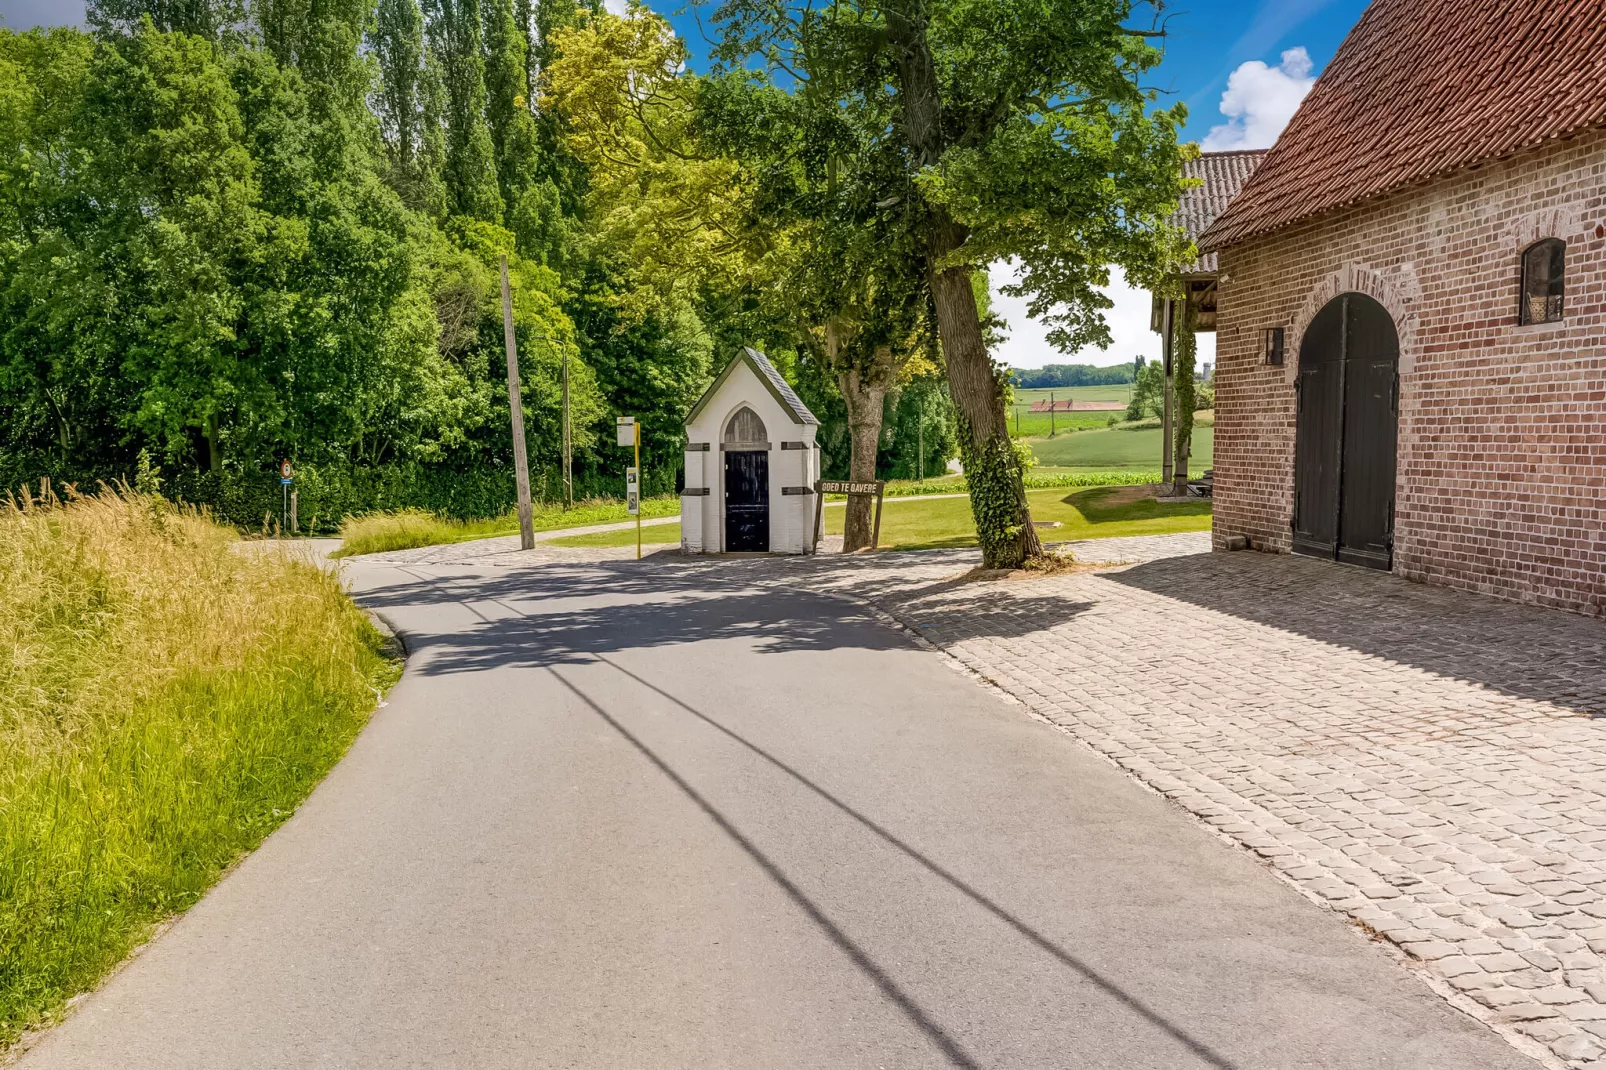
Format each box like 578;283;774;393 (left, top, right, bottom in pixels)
1213;128;1606;616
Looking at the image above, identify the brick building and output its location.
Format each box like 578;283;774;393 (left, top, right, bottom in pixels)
1198;0;1606;616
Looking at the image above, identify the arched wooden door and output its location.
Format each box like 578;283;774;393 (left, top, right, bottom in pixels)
1292;293;1399;570
722;407;770;552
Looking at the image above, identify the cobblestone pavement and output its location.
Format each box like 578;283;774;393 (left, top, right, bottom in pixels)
780;540;1606;1069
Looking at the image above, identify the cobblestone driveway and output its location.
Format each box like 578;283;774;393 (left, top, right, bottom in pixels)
793;536;1606;1069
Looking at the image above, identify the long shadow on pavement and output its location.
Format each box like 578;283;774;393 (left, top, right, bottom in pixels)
357;559;1095;674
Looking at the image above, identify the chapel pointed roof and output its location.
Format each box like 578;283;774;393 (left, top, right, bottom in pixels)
1199;0;1606;252
686;347;819;427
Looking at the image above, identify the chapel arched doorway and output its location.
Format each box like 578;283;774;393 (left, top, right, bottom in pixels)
723;406;770;552
1292;292;1399;570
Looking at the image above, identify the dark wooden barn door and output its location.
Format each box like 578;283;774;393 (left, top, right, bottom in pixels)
724;450;769;552
1292;293;1399;570
1292;300;1345;558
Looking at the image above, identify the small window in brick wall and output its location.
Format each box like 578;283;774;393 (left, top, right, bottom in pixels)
1263;327;1286;365
1520;239;1565;325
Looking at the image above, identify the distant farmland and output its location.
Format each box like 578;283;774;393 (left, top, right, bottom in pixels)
1008;384;1133;438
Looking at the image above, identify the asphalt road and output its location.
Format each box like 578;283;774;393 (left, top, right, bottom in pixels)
16;558;1536;1069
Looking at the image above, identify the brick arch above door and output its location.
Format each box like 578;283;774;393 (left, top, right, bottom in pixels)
1285;261;1422;384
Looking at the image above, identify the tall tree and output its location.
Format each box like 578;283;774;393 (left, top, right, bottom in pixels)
425;0;503;221
372;0;450;213
713;0;1189;567
88;0;243;37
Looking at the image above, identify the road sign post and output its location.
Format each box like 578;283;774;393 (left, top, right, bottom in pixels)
279;460;293;534
618;417;641;560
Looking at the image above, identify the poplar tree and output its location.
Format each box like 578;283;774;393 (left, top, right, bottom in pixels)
425;0;503;221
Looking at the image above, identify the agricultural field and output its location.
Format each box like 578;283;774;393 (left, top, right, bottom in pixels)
1007;383;1133;439
1026;414;1214;472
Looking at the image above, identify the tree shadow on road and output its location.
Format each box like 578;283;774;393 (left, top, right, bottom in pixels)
1110;552;1606;718
354;556;1096;675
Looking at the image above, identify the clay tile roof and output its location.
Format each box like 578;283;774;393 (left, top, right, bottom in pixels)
1175;150;1266;274
1198;0;1606;253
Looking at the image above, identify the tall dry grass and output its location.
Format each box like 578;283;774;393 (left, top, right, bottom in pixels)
0;486;397;1048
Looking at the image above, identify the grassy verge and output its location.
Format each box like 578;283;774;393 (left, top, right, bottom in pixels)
824;484;1211;551
1;489;399;1049
546;522;685;549
332;497;681;557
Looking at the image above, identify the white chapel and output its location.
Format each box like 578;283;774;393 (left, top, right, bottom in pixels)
681;348;820;554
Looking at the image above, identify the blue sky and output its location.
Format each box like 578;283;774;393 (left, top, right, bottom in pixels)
0;0;1372;368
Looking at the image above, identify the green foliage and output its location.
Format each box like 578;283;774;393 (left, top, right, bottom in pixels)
880;378;959;480
1011;362;1137;389
1126;359;1164;421
956;420;1037;569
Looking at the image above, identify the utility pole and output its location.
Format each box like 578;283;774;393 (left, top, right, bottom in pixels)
1050;390;1056;438
917;409;924;481
561;343;573;509
1161;296;1175;487
500;256;535;550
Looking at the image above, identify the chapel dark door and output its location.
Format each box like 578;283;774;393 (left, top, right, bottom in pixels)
1292;293;1399;570
724;450;769;552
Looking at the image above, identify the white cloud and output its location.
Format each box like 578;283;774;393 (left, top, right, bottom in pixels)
603;0;630;13
1201;47;1316;152
987;261;1215;373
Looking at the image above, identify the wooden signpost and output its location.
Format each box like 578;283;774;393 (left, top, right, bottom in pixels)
813;479;886;553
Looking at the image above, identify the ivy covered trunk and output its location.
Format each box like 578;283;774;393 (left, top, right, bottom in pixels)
1171;300;1197;497
928;225;1041;567
887;2;1040;569
838;367;887;552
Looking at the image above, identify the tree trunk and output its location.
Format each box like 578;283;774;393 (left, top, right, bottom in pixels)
1171;301;1197;497
839;366;887;552
885;1;1039;567
205;413;221;473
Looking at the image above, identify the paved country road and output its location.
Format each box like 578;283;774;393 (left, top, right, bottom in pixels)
16;557;1536;1069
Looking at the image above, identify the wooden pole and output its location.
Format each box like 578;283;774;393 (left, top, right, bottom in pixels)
1050;391;1056;437
500;256;535;550
917;412;924;481
871;483;885;550
812;479;824;554
562;345;573;509
1161;297;1175;487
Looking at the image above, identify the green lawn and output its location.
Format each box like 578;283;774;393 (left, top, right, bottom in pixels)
1026;423;1213;471
545;521;684;548
824;484;1210;551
